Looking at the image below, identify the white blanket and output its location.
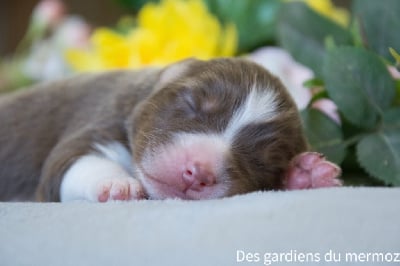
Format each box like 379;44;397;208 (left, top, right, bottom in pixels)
1;187;399;266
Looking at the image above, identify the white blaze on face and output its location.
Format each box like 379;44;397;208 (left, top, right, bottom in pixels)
223;87;278;143
137;85;280;199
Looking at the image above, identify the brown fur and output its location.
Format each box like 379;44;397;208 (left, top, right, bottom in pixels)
0;58;307;201
128;59;307;196
0;68;160;201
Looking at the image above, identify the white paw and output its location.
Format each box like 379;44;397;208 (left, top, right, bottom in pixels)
92;177;145;202
60;155;147;202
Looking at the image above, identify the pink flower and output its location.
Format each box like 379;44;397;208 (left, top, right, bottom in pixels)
33;0;66;29
312;98;341;124
388;66;400;80
249;47;313;110
23;16;91;81
54;16;91;49
248;47;341;124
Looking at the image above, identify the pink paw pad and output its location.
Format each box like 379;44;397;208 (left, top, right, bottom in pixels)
96;178;145;202
284;152;342;190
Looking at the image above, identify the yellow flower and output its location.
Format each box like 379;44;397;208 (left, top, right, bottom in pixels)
289;0;350;27
66;0;237;71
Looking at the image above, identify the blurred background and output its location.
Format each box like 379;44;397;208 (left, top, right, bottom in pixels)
0;0;350;57
0;0;125;56
0;0;354;91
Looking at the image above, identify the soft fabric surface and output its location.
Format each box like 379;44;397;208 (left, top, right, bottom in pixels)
1;187;399;266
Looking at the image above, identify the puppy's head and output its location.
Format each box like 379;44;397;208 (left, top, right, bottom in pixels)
129;58;307;199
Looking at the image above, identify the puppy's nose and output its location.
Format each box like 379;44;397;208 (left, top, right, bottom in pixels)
182;162;216;191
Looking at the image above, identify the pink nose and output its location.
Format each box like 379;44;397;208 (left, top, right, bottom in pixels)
182;162;216;191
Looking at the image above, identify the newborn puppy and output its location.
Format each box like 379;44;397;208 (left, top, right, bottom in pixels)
0;58;341;202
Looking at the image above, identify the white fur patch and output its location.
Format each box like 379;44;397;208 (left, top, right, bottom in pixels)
60;154;134;202
60;142;135;202
171;132;230;156
223;87;278;142
94;142;134;176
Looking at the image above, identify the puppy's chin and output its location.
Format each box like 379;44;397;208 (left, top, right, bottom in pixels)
136;171;230;200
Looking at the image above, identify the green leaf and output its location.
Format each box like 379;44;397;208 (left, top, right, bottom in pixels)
349;19;364;48
277;2;352;77
323;47;396;129
114;0;158;11
352;0;400;63
394;80;400;105
309;90;329;106
357;133;400;186
205;0;281;52
303;78;324;88
357;108;400;186
341;171;385;187
301;109;346;164
389;48;400;66
383;108;400;127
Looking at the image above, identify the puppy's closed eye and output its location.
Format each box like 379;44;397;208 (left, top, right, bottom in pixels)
179;88;220;118
180;89;199;118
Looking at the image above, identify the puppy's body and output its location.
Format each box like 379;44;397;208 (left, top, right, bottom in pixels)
0;69;159;201
0;58;340;202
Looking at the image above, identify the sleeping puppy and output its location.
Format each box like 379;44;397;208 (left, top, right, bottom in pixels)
0;58;341;202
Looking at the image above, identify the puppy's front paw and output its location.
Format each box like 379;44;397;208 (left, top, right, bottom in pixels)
284;152;342;190
94;177;145;202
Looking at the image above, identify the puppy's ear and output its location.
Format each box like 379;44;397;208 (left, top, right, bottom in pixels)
154;58;199;91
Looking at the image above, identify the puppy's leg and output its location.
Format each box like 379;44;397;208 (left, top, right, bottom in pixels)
36;132;145;202
284;152;342;190
60;154;145;202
